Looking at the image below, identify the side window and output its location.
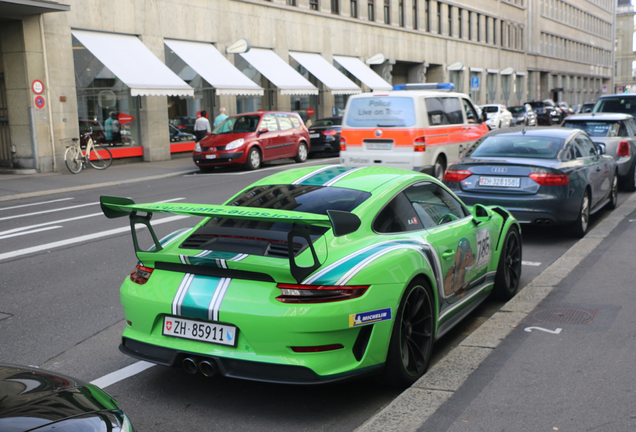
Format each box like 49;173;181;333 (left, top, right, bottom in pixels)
575;136;596;157
403;182;467;228
461;98;479;124
289;115;301;128
441;97;463;125
260;114;279;132
278;115;293;131
373;193;423;233
425;97;448;126
561;144;575;162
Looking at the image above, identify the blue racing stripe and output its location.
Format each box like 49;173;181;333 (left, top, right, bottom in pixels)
180;275;222;319
298;166;358;186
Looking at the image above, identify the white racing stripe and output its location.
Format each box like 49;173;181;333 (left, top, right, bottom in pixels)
0;226;62;240
0;215;190;262
90;361;156;389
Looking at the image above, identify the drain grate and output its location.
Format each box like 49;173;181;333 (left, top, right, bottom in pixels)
528;307;599;325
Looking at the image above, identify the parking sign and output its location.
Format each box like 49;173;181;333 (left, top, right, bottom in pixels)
471;76;480;90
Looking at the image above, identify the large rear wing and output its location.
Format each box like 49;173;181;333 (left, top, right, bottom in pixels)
100;196;361;283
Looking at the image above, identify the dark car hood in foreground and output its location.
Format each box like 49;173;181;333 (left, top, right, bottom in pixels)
0;364;122;432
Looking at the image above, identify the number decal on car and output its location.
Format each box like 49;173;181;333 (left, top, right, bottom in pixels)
476;229;491;268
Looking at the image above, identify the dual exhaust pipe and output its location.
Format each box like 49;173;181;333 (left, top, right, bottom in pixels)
534;219;554;226
182;357;219;377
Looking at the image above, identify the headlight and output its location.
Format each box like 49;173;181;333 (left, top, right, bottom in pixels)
226;138;245;150
194;143;202;152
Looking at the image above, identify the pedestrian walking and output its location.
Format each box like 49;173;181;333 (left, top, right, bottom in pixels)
194;111;211;142
214;107;229;127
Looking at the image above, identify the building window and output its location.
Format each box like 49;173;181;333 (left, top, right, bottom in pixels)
413;0;418;29
384;0;390;24
350;0;357;16
368;0;374;20
331;0;339;13
287;0;296;5
310;0;319;10
399;0;404;26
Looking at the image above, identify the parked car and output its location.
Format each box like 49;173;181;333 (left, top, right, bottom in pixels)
0;363;135;431
578;102;595;113
525;101;562;125
443;127;618;237
558;101;575;117
508;104;537;126
100;165;521;387
169;124;195;142
480;104;513;129
307;116;342;156
169;116;197;135
592;94;636;117
562;113;636;191
545;99;566;123
192;111;310;171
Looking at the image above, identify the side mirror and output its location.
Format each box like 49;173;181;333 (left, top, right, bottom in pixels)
471;204;492;224
595;143;606;155
258;128;269;135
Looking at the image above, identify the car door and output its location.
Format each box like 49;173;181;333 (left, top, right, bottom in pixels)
276;114;296;157
574;134;606;207
402;182;495;311
258;114;281;160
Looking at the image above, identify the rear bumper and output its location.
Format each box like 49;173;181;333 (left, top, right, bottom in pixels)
120;337;381;385
309;139;339;154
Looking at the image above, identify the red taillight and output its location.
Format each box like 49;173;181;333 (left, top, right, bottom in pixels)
323;130;338;136
340;136;347;151
618;141;630;157
291;344;344;353
276;283;369;303
414;136;426;152
130;264;154;285
529;173;569;186
443;169;472;182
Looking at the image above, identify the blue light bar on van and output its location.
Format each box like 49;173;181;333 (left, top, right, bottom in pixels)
392;83;455;91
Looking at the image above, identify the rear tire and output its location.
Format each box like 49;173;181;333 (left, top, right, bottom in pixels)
623;161;636;192
571;189;590;238
378;278;434;388
87;145;113;170
493;226;522;301
433;156;446;181
245;147;261;170
606;173;618;210
64;147;83;174
294;142;308;163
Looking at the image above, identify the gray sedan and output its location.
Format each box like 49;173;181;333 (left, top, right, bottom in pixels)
562;113;636;191
443;127;618;237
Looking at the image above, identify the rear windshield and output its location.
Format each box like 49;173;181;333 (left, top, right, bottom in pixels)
593;97;636;116
508;106;525;114
482;106;499;113
345;97;415;127
204;184;371;231
312;118;342;127
562;120;623;137
212;115;260;134
469;136;564;159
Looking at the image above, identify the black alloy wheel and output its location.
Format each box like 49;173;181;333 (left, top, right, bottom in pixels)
493;226;522;300
379;279;434;387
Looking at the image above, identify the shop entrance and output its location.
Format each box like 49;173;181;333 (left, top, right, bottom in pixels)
0;72;11;167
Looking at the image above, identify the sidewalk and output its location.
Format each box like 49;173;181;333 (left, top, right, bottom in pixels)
359;193;636;431
0;154;197;202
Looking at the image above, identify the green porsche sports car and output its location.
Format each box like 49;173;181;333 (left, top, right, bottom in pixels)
101;165;522;387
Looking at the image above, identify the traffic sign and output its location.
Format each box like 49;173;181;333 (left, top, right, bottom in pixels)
306;108;315;116
34;96;45;109
470;76;480;91
32;79;44;95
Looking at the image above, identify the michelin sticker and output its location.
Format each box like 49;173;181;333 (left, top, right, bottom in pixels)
349;308;392;327
476;228;491;268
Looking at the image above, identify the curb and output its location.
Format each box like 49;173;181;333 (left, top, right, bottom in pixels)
0;170;197;203
356;193;636;432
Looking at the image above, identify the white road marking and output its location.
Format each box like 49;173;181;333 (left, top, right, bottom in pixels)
186;158;339;176
524;326;562;334
522;261;541;266
0;197;74;211
0;202;98;222
0;226;62;240
0;215;190;262
90;361;156;389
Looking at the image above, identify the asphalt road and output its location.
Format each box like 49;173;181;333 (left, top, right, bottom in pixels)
0;161;629;431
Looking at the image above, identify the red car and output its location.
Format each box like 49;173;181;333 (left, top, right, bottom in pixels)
193;111;310;171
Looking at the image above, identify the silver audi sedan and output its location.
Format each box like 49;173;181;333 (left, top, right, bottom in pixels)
443;127;618;238
561;113;636;191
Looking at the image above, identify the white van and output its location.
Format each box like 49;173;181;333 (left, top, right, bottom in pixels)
339;83;489;179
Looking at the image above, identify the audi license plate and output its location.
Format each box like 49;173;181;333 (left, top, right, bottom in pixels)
309;133;320;138
366;143;392;150
162;316;238;347
479;176;520;187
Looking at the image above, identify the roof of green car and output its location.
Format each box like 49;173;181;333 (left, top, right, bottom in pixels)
249;165;431;192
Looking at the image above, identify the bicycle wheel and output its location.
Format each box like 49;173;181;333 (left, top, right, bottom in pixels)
64;146;83;174
87;144;113;170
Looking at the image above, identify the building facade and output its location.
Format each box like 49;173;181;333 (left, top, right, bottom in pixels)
0;0;615;172
615;0;636;94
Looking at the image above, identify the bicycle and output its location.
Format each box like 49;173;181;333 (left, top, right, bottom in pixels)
63;129;113;174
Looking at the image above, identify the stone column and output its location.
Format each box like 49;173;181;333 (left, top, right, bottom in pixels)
450;6;459;38
479;14;486;43
470;12;478;42
494;19;501;46
439;3;449;36
460;9;469;40
428;0;438;34
487;17;494;45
